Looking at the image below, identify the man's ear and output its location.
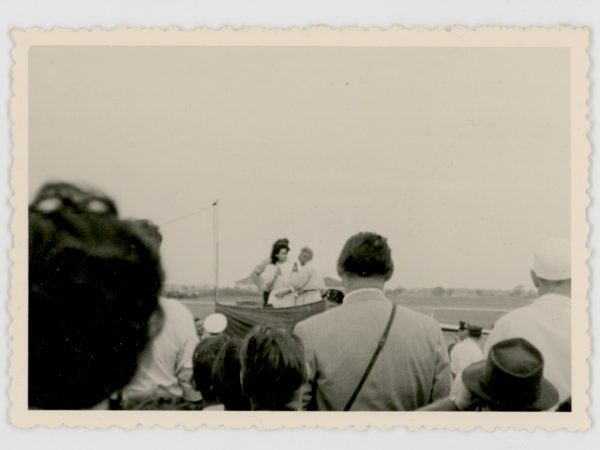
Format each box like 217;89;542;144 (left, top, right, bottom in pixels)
530;270;540;288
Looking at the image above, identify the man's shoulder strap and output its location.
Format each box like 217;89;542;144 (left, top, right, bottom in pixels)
344;303;397;411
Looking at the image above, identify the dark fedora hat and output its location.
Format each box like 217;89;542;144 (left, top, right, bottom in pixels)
462;338;559;411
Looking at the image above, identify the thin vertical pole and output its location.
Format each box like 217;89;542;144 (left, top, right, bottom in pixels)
213;200;219;304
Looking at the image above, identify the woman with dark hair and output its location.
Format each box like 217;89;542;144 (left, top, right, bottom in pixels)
250;238;295;307
240;326;307;411
28;182;164;410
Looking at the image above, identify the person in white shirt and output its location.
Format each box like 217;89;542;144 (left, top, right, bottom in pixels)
275;247;325;306
122;297;202;405
450;325;484;378
447;321;470;356
483;237;571;403
121;220;202;406
293;247;325;305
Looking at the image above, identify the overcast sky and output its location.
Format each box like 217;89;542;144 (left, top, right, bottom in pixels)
28;46;570;289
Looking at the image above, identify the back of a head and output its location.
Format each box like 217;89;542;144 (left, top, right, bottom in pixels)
29;182;164;409
192;335;229;403
240;326;307;410
337;232;394;280
533;237;570;282
211;337;250;410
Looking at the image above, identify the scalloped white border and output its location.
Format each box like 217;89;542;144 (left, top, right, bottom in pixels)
8;26;591;430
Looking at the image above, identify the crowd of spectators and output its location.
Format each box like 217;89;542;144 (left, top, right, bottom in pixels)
28;182;571;412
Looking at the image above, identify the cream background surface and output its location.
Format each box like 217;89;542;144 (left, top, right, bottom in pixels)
1;1;597;449
9;26;590;432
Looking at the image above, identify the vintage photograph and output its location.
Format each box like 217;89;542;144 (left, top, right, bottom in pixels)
9;27;590;429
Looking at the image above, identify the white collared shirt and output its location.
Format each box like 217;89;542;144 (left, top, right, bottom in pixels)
342;288;384;304
123;298;200;399
484;293;571;402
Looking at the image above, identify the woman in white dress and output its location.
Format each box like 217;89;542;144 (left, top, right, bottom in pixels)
262;240;296;308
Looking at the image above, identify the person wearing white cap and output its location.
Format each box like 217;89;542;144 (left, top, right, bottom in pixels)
483;237;571;404
202;313;228;339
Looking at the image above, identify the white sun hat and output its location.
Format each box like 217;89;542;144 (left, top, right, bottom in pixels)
203;313;228;335
533;237;571;281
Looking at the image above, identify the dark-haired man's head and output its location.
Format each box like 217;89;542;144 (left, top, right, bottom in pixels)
337;232;394;292
28;182;164;409
240;326;307;411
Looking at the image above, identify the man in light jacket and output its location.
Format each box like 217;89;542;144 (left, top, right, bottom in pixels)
294;232;451;411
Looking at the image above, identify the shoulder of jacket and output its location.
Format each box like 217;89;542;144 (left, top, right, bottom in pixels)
296;307;339;333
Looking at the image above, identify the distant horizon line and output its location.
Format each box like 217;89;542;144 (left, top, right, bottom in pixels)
164;282;536;293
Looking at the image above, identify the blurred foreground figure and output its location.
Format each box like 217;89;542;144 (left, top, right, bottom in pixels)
29;183;164;409
192;335;228;408
240;326;307;410
192;334;250;411
421;338;559;411
484;237;571;404
211;337;250;410
295;232;451;411
121;220;202;407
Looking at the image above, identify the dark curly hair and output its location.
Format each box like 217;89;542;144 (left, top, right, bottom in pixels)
28;182;164;409
337;232;394;281
270;238;290;264
124;219;163;249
